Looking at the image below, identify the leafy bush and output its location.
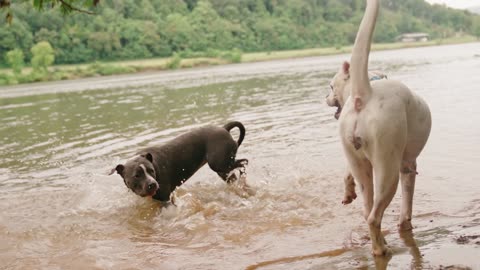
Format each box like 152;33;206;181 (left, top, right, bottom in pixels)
28;70;49;82
86;62;135;76
31;41;55;72
5;49;24;75
220;49;242;63
51;70;72;81
166;53;182;69
0;73;16;85
178;49;205;58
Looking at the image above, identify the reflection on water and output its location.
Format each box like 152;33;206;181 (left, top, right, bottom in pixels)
1;43;480;269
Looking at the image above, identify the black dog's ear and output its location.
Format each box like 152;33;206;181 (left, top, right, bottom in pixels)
145;153;153;163
109;164;124;176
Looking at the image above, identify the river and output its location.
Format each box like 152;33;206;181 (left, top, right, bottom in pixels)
1;42;479;269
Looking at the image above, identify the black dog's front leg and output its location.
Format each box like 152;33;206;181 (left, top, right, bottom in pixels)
152;188;172;202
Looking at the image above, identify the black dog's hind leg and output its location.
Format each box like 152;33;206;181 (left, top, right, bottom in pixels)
206;133;248;183
207;149;249;183
233;159;249;174
216;158;248;183
233;158;249;180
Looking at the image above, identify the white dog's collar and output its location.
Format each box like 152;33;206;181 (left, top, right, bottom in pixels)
370;75;387;81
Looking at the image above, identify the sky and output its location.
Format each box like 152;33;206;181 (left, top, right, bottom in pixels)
426;0;479;9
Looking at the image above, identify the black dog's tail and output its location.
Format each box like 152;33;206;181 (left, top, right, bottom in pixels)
224;121;245;146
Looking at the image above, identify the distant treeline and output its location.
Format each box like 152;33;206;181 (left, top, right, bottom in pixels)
1;0;480;65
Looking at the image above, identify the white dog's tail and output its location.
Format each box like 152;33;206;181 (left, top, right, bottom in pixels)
350;0;380;112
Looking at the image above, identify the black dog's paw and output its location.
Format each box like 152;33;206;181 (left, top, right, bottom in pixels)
237;159;249;166
226;170;239;183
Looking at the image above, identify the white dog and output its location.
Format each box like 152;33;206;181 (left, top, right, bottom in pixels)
326;62;387;205
327;0;432;256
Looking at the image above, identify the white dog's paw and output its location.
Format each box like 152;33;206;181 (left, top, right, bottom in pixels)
342;190;357;205
342;195;356;205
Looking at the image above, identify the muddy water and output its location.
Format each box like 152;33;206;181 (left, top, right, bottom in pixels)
1;43;479;270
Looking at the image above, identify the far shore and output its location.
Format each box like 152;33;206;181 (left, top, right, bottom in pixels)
0;35;478;87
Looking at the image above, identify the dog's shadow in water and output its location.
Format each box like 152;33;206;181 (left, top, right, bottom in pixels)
370;230;423;270
244;230;424;270
398;230;423;269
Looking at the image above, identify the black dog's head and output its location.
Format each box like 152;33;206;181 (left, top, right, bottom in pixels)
110;153;159;197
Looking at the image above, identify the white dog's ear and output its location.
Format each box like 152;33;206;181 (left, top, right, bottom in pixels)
342;61;350;74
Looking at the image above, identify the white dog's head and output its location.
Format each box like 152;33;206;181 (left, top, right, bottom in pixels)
326;61;351;120
326;61;387;119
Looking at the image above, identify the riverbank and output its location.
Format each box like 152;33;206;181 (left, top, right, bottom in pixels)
0;35;477;86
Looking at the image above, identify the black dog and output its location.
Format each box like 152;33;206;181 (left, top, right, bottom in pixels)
110;121;248;202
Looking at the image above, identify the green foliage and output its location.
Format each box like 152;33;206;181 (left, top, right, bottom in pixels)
176;48;242;63
1;0;100;24
5;48;24;75
220;49;242;63
0;0;479;66
474;18;480;38
31;0;99;13
166;53;182;69
30;41;55;71
86;62;136;75
0;72;16;85
229;51;242;63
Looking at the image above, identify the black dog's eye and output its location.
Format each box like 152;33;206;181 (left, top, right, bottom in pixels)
134;169;143;178
147;168;154;175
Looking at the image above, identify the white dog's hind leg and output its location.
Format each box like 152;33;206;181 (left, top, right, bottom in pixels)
342;171;357;205
368;158;401;256
398;160;417;231
346;155;374;220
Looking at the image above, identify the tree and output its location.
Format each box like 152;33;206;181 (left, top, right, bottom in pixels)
87;31;121;59
31;0;100;13
1;0;100;23
375;12;399;43
115;20;152;59
2;0;479;65
188;1;236;51
30;41;55;72
0;20;33;58
5;48;24;75
474;18;480;39
35;27;58;43
163;13;195;52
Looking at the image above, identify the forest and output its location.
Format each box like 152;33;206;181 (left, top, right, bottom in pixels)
1;0;479;66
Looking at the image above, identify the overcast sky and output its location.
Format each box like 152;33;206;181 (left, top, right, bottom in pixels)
426;0;478;9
